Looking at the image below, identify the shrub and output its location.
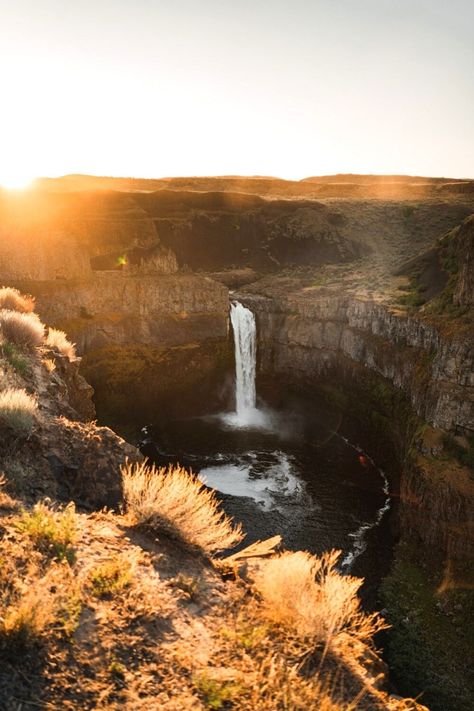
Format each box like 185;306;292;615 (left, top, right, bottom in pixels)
121;461;244;554
0;388;37;436
0;287;34;313
89;555;134;598
46;327;76;360
253;550;386;645
0;310;44;349
15;502;78;564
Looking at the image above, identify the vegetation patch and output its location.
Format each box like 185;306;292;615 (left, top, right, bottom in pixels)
46;327;76;360
0;388;38;436
381;541;474;711
0;341;30;376
122;461;244;553
0;309;44;348
0;287;35;313
15;502;78;564
89;555;134;598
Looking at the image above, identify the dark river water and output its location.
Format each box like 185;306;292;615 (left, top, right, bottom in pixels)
144;396;392;595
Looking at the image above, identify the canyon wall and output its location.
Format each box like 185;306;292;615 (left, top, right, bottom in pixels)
0;190;234;423
245;291;473;434
15;272;232;424
239;287;473;562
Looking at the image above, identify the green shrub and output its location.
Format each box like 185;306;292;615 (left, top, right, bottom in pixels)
441;433;474;470
194;674;243;710
89;556;134;598
15;502;78;564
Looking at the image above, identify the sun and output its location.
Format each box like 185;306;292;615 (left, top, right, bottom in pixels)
0;172;34;190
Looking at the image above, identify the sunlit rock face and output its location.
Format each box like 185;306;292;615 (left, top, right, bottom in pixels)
0;190;178;281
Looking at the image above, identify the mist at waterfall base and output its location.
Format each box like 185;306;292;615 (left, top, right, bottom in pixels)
140;301;392;591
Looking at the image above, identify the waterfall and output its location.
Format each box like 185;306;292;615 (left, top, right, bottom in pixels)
230;301;257;424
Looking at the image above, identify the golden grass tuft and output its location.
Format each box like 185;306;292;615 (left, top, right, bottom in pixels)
0;549;79;651
1;576;57;649
46;327;76;360
121;460;244;554
0;287;35;313
0;388;38;436
253;549;386;645
0;309;44;348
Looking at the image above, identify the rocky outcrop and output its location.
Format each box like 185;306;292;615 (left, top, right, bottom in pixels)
0;337;139;509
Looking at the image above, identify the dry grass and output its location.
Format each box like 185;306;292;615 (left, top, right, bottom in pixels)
0;580;54;646
0;287;34;313
122;460;244;553
0;569;58;649
46;327;76;360
241;653;354;711
0;388;38;436
15;501;78;564
0;309;44;348
0;533;75;653
253;550;386;646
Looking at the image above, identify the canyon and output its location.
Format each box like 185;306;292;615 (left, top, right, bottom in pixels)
1;174;473;709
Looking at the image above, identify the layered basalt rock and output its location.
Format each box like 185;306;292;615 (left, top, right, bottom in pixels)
17;272;232;423
26;273;229;353
243;291;473;435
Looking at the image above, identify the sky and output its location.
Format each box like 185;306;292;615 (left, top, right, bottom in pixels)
0;0;473;187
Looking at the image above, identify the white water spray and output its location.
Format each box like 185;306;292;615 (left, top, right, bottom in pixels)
229;301;261;426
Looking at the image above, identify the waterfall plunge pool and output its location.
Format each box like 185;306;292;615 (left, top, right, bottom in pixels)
138;300;393;593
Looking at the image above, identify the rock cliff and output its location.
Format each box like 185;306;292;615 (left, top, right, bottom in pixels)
243;290;473;435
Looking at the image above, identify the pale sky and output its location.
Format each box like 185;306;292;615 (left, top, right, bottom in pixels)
0;0;473;187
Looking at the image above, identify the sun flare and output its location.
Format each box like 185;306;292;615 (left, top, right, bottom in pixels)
0;173;34;190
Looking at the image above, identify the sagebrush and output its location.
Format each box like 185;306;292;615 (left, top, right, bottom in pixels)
0;287;34;313
121;461;243;553
0;388;37;435
253;549;386;645
46;327;76;360
0;309;44;348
